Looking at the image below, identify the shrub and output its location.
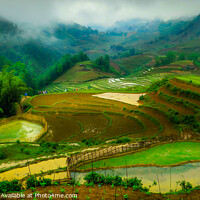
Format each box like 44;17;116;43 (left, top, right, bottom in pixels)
84;172;105;184
39;178;52;187
124;194;129;199
123;177;143;188
179;180;192;192
26;176;39;189
39;140;58;149
0;180;21;192
24;149;31;155
104;176;114;185
0;149;7;160
112;175;122;186
116;137;131;144
139;95;145;101
81;138;102;146
26;176;52;189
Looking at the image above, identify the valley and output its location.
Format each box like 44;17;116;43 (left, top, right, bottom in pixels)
0;4;200;199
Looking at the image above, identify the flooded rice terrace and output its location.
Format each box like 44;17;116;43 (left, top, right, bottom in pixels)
72;163;200;193
0;120;43;142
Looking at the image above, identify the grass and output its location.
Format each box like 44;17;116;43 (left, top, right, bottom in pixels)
170;60;194;66
176;75;200;85
0;142;81;165
115;54;153;75
54;61;114;83
79;142;200;169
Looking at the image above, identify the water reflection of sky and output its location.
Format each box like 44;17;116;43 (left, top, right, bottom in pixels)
71;162;200;193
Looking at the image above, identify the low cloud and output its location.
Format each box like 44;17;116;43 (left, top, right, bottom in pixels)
0;0;199;27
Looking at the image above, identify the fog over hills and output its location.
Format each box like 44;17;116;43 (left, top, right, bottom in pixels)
0;0;200;27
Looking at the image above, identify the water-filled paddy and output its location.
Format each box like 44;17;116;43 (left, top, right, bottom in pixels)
72;163;200;193
0;120;43;142
79;142;200;169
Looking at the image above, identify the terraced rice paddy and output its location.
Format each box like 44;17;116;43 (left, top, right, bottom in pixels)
0;120;43;142
30;92;164;142
29;76;200;143
79;142;200;169
143;77;200;136
43;75;166;94
176;75;200;85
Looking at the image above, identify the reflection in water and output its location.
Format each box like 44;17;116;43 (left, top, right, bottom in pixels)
71;163;200;193
1;161;200;193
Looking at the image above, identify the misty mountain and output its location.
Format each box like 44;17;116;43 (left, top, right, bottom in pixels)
174;14;200;41
0;16;19;34
0;18;119;74
1;14;200;76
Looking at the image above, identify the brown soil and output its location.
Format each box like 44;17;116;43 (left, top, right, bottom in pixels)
6;185;200;200
110;60;125;74
100;114;144;139
43;115;82;142
30;93;162;142
139;106;179;137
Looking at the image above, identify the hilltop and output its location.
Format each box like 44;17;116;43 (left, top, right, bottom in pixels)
54;61;116;83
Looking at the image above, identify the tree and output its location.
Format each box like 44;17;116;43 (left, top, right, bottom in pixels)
166;51;176;64
178;53;186;60
3;61;33;88
0;55;13;70
94;55;110;72
130;48;135;56
0;70;28;117
155;56;161;67
188;53;199;62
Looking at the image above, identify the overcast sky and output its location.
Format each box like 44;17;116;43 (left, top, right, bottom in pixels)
0;0;200;27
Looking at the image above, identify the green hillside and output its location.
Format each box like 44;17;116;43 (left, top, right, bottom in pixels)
54;61;115;83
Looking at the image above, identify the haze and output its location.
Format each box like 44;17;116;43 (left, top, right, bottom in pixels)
0;0;200;27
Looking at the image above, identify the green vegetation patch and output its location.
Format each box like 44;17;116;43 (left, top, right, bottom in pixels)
176;75;200;85
79;142;200;169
